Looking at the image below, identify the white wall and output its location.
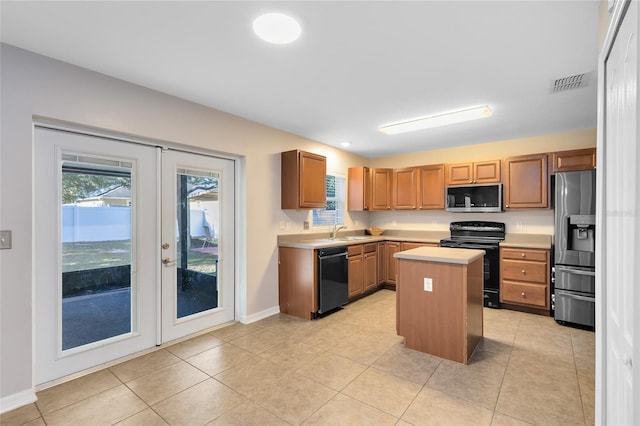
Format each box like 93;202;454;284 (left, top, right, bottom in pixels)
0;44;368;404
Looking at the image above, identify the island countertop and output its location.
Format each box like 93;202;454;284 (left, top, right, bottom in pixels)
394;246;485;265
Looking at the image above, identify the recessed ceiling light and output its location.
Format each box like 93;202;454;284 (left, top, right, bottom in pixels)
380;105;493;135
253;12;301;45
341;141;352;148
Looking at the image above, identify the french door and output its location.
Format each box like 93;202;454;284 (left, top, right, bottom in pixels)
34;127;235;385
160;149;234;342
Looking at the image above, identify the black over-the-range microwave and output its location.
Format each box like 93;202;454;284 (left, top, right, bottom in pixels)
445;183;503;213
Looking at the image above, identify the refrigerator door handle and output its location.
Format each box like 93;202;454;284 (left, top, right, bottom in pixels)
555;266;595;276
556;290;595;303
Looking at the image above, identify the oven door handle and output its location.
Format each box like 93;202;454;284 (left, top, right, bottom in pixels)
318;252;348;260
555;266;595;276
442;244;491;250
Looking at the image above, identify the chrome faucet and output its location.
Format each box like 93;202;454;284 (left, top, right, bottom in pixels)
330;224;346;239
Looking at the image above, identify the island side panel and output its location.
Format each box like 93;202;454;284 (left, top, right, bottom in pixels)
465;257;484;361
396;259;465;363
278;247;317;320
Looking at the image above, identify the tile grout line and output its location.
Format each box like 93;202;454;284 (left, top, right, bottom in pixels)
489;314;520;425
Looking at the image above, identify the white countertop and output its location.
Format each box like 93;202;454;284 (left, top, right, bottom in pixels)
394;246;485;265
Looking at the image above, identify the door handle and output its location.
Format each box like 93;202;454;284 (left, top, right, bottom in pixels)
556;290;595;303
555;266;595;276
162;257;176;265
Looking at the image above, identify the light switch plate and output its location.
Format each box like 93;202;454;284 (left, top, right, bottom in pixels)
424;277;433;292
0;230;12;249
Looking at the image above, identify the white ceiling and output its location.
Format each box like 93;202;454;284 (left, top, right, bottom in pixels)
0;1;601;158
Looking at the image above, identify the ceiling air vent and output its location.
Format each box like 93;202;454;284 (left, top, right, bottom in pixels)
551;72;590;93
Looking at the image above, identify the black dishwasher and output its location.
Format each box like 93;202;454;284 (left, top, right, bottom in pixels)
317;246;349;315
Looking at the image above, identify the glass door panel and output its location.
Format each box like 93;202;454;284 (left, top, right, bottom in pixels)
175;171;219;318
61;162;133;350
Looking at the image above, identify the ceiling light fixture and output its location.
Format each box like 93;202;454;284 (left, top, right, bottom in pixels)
341;141;352;148
379;105;493;136
253;12;301;45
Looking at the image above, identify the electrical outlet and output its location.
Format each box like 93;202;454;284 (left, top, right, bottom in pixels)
303;221;310;230
423;277;433;292
279;221;286;230
0;230;11;250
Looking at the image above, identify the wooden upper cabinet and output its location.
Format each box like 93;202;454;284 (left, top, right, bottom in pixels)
370;168;393;210
347;166;370;211
417;164;445;210
393;167;418;210
281;150;326;209
503;153;548;209
551;148;596;173
446;160;501;185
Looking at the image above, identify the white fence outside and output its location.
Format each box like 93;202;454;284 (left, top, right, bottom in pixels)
62;205;212;242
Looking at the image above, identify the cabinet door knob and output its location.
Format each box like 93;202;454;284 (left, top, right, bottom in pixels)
521;269;526;274
506;204;509;208
521;253;526;258
521;292;526;297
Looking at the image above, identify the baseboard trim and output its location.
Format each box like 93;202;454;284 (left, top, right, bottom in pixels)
238;306;280;324
0;389;37;414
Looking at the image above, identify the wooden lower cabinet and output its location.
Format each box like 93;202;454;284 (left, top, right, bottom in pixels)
377;242;385;285
348;245;364;298
382;241;438;288
363;244;378;292
278;247;316;320
384;242;401;286
401;242;437;251
348;243;377;299
500;247;550;314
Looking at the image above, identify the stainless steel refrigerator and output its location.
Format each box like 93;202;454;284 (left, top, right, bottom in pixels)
554;170;596;328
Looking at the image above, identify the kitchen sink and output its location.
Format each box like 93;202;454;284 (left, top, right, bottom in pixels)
303;236;371;244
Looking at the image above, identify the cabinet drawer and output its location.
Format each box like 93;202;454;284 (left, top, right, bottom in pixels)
502;280;548;308
348;245;363;256
501;248;547;262
364;243;377;254
502;259;547;283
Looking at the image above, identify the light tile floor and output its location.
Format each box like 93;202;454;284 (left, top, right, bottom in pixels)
2;289;595;426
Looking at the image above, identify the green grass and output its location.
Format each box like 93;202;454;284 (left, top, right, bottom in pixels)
63;240;217;275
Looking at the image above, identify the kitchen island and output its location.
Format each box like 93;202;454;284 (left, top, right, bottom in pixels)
394;246;485;364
